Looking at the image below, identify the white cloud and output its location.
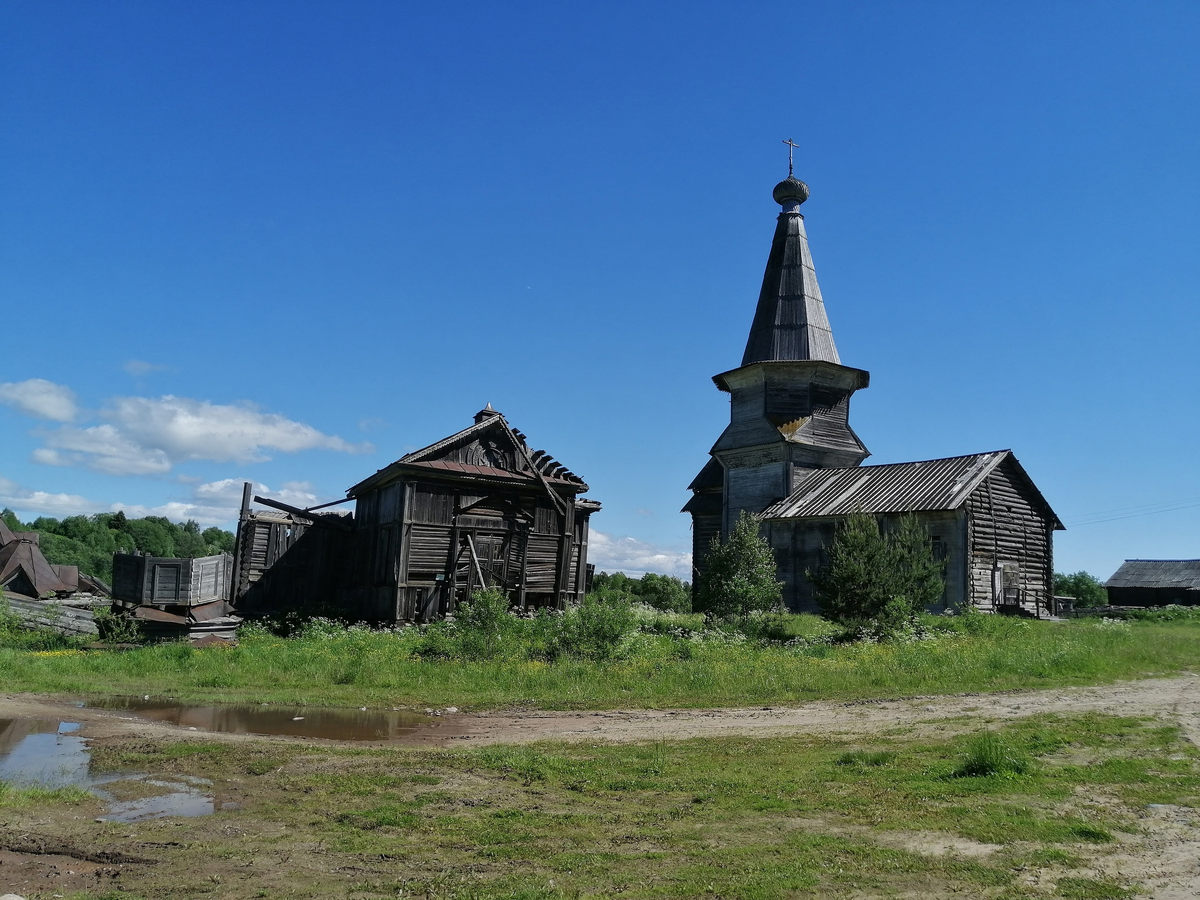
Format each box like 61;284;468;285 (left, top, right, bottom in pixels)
0;475;98;518
40;424;172;476
30;392;372;476
588;530;692;579
0;379;78;422
104;395;371;463
0;472;342;529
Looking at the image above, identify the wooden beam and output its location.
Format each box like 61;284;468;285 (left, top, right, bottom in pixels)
303;497;353;512
465;534;488;589
253;496;353;531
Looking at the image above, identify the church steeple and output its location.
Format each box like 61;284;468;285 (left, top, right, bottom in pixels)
686;162;872;597
741;175;840;366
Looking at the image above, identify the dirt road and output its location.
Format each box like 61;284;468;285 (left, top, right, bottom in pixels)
3;673;1199;747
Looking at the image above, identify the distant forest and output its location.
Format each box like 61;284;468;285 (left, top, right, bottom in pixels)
0;509;235;585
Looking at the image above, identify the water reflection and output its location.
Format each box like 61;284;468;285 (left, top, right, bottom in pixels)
0;719;89;788
92;698;438;741
0;717;213;822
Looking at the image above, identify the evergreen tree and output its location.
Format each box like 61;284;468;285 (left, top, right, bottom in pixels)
809;512;945;634
695;510;783;619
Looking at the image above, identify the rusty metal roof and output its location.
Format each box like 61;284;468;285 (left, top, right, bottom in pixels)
1105;560;1200;590
760;450;1061;527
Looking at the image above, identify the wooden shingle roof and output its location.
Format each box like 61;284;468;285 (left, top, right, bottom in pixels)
347;410;588;498
741;176;840;366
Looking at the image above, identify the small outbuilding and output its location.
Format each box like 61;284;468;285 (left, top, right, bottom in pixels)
1105;560;1200;607
0;519;87;597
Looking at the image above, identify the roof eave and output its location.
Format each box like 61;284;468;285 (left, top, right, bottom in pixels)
712;359;871;393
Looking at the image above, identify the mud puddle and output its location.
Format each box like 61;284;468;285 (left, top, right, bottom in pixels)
86;697;440;741
0;717;213;822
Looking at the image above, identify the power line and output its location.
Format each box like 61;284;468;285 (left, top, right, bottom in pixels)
1065;499;1200;528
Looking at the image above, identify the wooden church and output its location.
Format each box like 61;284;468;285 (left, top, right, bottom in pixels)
685;171;1064;616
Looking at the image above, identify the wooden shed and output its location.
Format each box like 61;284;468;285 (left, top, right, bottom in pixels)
341;405;600;623
758;451;1064;615
1105;560;1200;607
110;551;240;640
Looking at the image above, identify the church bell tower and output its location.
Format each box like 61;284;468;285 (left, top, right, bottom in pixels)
685;169;871;570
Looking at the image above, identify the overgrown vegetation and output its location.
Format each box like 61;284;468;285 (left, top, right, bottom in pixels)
1054;570;1109;608
809;512;945;637
695;509;783;619
1;507;235;584
414;589;639;663
4;603;1200;710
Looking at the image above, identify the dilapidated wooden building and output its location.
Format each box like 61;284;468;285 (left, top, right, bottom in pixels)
686;172;1063;615
344;405;598;622
235;405;599;623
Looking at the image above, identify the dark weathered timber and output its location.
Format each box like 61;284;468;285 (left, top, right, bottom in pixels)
688;171;1062;616
1105;560;1200;607
236;406;599;624
111;553;233;608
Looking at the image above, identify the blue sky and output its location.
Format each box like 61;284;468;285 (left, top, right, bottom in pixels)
1;2;1198;580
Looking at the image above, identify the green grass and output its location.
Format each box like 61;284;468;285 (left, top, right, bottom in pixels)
2;612;1198;710
0;780;92;808
37;711;1189;898
952;732;1032;778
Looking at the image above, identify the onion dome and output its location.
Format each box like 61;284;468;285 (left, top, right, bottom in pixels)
772;175;810;209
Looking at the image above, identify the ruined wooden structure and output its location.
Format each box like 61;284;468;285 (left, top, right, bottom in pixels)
0;519;83;597
686;172;1063;615
233;406;600;623
343;405;598;622
231;484;354;619
1105;560;1200;606
111;552;240;640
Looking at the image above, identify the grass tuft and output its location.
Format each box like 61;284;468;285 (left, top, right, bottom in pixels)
836;750;897;768
953;732;1032;778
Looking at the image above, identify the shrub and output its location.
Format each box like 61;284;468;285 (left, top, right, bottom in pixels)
445;588;516;660
550;595;637;661
635;573;691;614
1054;571;1108;608
415;590;640;663
695;511;783;620
809;512;944;637
94;606;144;644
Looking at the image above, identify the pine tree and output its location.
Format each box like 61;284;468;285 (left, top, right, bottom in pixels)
809;512;945;633
696;510;783;619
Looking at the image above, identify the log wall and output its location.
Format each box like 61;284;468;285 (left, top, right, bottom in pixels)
965;460;1053;615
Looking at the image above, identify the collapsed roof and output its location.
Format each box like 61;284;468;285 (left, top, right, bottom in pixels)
0;520;80;597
